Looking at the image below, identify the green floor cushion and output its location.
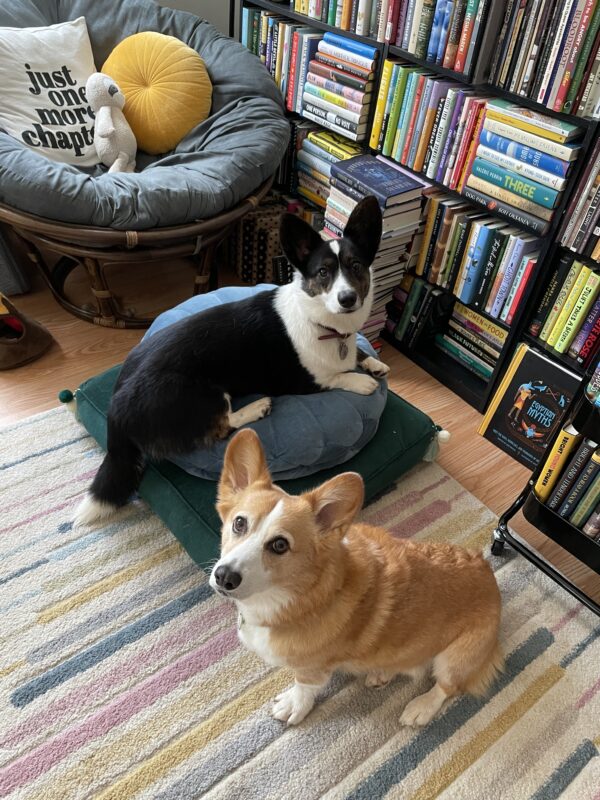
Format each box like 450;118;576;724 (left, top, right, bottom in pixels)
73;365;440;567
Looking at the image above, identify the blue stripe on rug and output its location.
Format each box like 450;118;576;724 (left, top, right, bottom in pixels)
345;627;555;800
0;559;48;587
11;582;212;707
561;628;600;668
0;436;88;471
530;739;598;800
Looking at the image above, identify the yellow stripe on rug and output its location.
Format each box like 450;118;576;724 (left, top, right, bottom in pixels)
94;669;290;800
38;542;181;623
407;665;565;800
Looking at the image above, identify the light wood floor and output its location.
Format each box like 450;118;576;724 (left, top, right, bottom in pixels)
2;278;599;606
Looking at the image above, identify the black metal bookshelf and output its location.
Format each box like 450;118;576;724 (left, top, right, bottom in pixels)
237;0;600;413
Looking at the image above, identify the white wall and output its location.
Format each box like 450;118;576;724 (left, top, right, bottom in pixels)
158;1;233;36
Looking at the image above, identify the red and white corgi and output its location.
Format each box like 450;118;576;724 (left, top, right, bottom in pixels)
210;429;503;726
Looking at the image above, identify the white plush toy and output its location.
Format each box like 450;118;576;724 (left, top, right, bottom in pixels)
86;73;137;173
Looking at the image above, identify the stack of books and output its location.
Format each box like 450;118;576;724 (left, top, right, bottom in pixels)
390;0;490;74
417;191;541;324
528;254;600;369
282;1;422;43
322;154;426;348
300;33;378;141
534;405;600;537
277;118;317;194
434;300;508;381
296;128;363;207
489;0;600;117
561;138;600;258
461;100;583;235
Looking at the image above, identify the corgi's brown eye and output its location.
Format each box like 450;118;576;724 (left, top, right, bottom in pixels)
232;516;247;535
268;537;289;555
318;267;328;278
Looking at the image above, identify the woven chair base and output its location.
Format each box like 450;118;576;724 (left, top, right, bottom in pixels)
0;178;272;329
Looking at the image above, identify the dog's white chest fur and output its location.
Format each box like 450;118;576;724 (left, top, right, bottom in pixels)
237;614;283;666
274;279;372;387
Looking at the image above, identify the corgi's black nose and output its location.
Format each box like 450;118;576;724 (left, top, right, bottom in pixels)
338;290;357;309
214;565;242;591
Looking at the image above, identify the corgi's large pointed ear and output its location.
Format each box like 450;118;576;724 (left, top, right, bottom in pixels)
343;196;382;265
218;429;271;515
279;213;323;274
306;472;364;533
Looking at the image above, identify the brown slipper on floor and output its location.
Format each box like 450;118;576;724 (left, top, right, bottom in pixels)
0;294;54;370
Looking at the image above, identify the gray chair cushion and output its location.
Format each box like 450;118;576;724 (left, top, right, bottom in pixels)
0;0;290;229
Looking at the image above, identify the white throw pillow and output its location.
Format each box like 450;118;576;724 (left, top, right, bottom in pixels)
0;17;99;166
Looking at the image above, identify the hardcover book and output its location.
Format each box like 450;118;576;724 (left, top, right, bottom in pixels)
478;342;580;468
330;154;424;206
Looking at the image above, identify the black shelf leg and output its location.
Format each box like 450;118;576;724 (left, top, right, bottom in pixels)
490;481;534;556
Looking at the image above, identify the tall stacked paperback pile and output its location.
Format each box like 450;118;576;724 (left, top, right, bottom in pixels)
322;154;425;348
461;100;583;235
390;0;490;74
417;191;540;323
488;0;600;117
276;119;317;193
561;138;600;258
296;129;363;208
300;33;377;141
528;254;600;369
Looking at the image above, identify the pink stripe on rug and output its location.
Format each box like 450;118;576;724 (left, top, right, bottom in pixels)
2;470;97;515
576;676;600;709
0;497;83;536
0;627;239;796
389;496;465;538
363;475;451;527
1;602;234;749
551;605;582;634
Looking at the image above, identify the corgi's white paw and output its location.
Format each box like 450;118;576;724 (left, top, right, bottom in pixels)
400;684;447;727
272;684;316;726
362;357;390;378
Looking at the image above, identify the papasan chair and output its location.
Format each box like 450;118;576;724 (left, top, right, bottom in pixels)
0;0;290;327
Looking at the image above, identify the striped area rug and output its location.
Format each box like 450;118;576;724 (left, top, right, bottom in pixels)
1;407;599;800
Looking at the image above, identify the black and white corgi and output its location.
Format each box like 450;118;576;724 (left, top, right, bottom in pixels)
75;196;387;526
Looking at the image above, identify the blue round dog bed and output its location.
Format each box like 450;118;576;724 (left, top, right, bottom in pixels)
143;285;388;480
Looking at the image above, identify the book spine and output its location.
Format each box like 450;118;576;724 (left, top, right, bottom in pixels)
446;328;497;365
435;334;493;378
408;0;425;51
563;0;600;112
297;149;333;174
540;260;584;340
547;0;586;108
569;296;600;356
369;59;393;149
546;265;593;346
457;104;487;191
482;119;580;161
423;97;446;173
306;72;368;103
301;109;362;140
471;229;506;309
302;100;364;131
476;144;567;190
318;41;375;70
309;59;371;89
427;91;453;178
558;452;600;518
322;31;378;58
415;0;437;58
304;85;364;115
461;184;551;234
466;175;553;221
383;67;409;156
570;471;600;528
470;158;560;209
455;0;480;72
554;272;600;353
463;0;487;75
437;91;467;181
553;0;596;111
450;98;478;188
401;75;427;164
484;105;580;144
403;0;418;48
448;318;501;357
315;51;372;79
454;300;509;346
378;64;400;151
427;0;448;60
582;506;600;538
577;314;600;364
504;255;537;325
478;130;571;176
286;32;300;111
548;440;597;509
537;0;577;104
534;426;581;501
443;0;468;67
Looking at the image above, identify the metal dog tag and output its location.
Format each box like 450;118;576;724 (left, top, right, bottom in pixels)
339;340;348;360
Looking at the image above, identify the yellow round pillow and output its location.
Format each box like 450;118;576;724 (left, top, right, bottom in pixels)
102;32;212;155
